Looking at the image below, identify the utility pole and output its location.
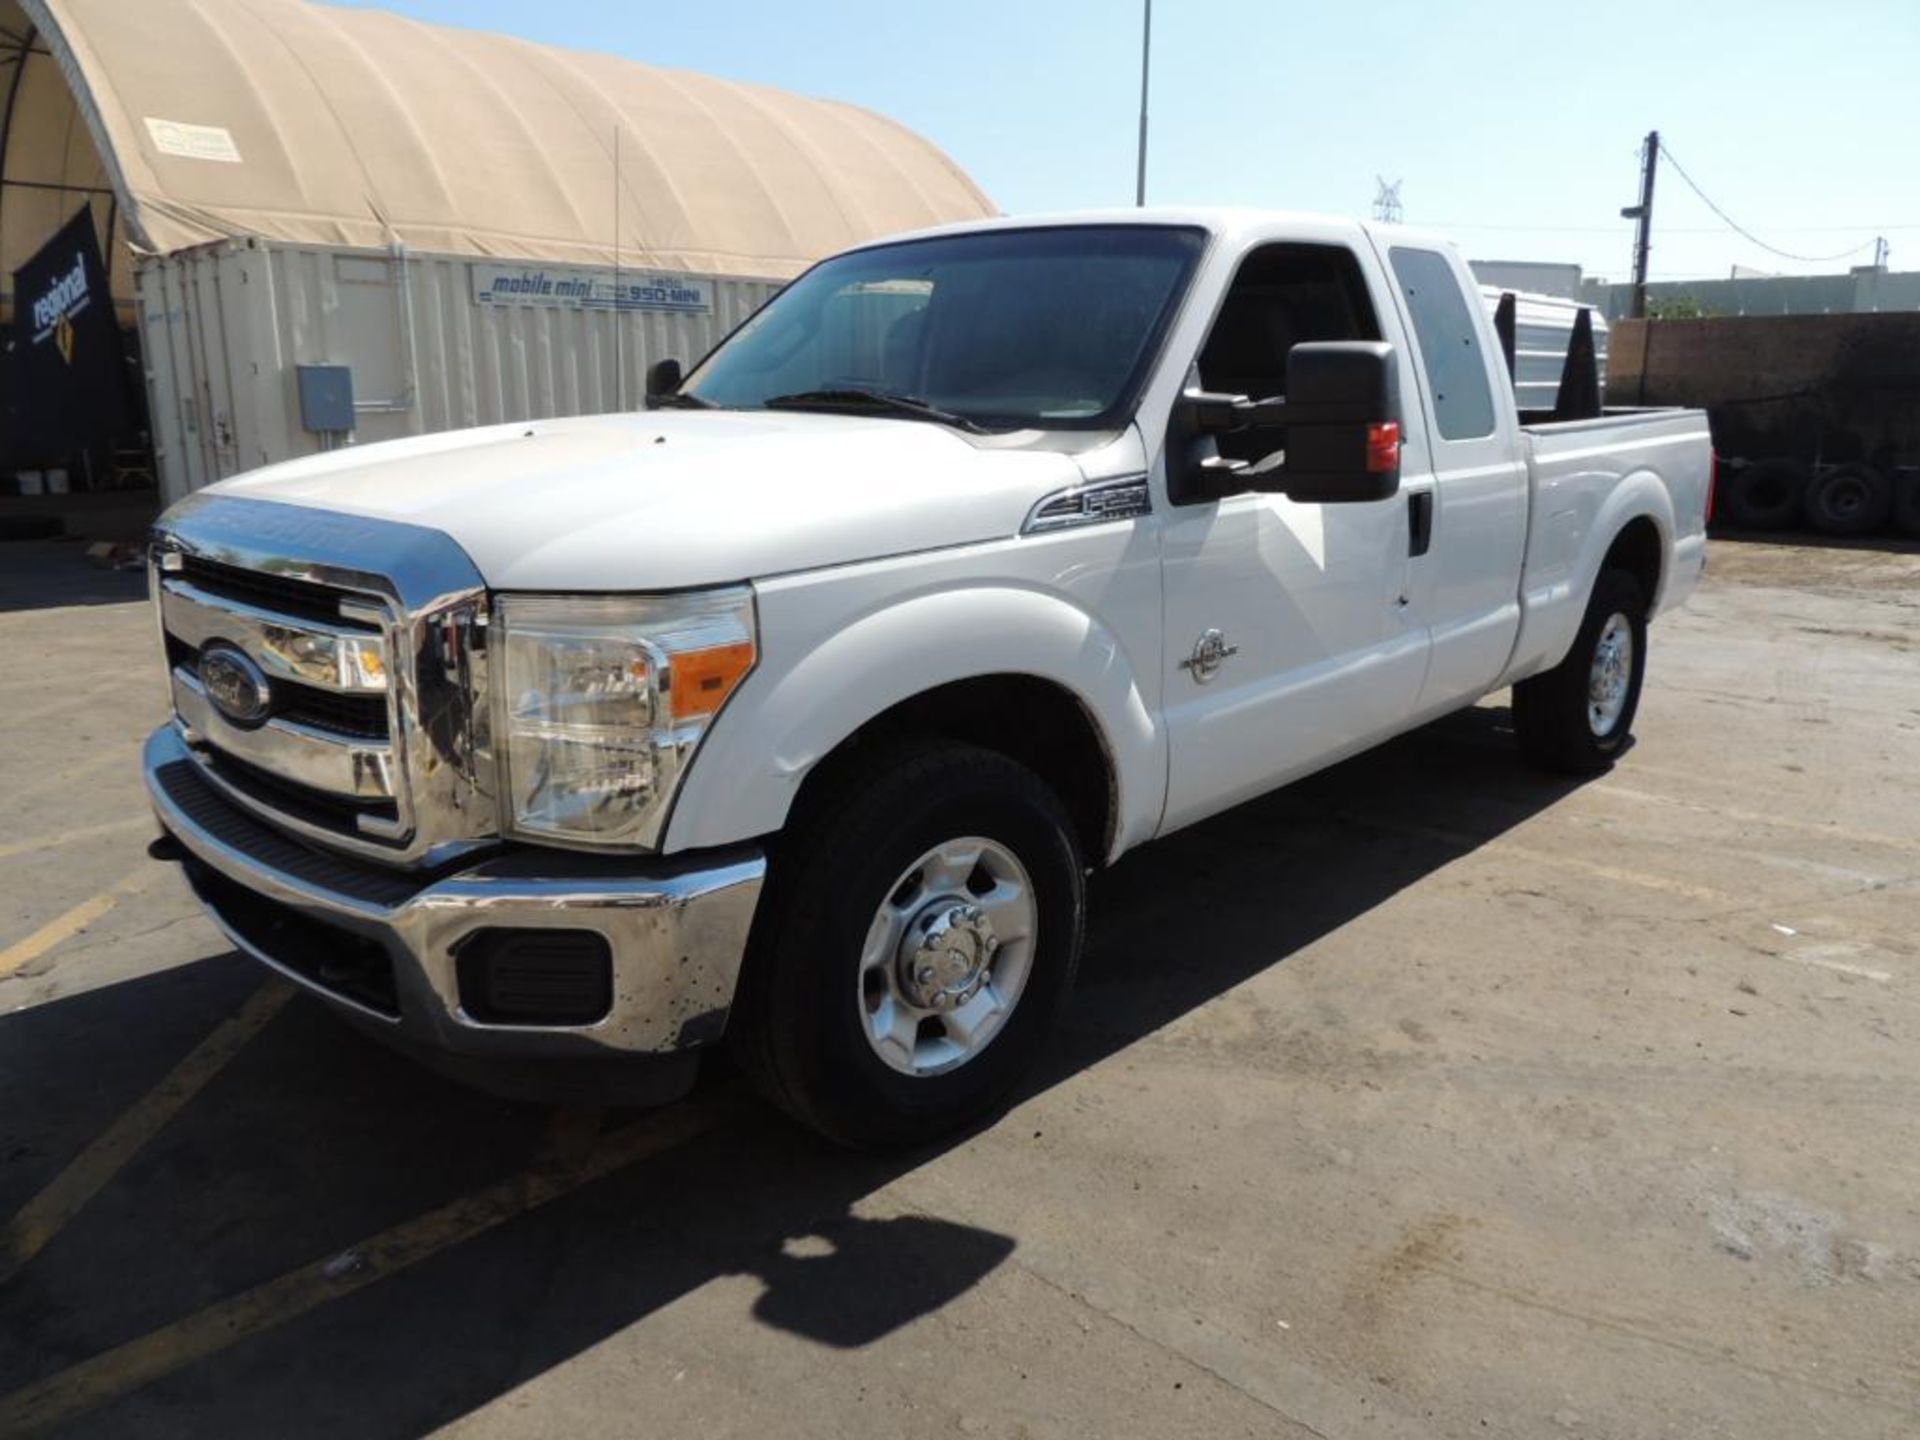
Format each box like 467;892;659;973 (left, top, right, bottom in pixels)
1135;0;1151;206
612;124;623;410
1621;129;1659;319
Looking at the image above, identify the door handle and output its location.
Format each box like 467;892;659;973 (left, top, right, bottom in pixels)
1407;491;1433;558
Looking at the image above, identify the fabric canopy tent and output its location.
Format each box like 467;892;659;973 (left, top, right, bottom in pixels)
3;0;994;297
0;4;129;320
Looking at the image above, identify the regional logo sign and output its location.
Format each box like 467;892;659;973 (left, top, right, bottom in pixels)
31;251;91;363
12;208;129;453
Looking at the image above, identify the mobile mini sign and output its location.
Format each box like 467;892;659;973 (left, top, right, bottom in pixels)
10;208;132;459
470;263;712;314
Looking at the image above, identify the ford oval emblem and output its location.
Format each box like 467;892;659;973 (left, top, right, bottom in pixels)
198;642;273;728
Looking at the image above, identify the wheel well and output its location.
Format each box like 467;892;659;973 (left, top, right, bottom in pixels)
792;675;1116;864
1602;517;1662;612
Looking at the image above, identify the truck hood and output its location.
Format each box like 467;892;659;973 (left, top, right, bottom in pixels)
206;411;1086;590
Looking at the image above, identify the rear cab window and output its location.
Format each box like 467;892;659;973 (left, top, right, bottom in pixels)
1388;246;1496;441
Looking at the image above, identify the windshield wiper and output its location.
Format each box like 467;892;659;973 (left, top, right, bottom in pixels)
646;391;714;410
762;388;983;433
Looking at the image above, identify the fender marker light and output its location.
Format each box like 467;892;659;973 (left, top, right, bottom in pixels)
670;639;756;721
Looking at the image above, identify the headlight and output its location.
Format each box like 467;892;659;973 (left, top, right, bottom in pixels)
494;589;756;849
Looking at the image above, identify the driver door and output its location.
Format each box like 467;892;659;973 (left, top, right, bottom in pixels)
1157;240;1430;833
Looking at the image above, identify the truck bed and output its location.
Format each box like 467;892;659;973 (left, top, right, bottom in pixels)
1502;406;1713;686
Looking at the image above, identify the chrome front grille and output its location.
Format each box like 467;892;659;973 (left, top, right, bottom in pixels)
151;494;496;870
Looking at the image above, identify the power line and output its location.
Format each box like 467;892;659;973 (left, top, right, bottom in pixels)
1656;140;1878;264
1432;221;1920;235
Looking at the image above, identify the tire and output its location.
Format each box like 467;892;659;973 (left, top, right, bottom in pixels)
730;740;1085;1149
1720;457;1807;531
1894;468;1920;539
1513;568;1648;775
1804;462;1893;537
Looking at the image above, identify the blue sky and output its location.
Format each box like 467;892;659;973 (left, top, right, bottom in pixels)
332;0;1919;282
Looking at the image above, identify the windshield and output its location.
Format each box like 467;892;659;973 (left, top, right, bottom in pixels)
682;225;1207;432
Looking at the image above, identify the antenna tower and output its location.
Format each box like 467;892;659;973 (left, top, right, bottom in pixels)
1372;177;1404;224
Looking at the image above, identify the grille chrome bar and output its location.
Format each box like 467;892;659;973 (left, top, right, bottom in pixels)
152;494;498;870
172;668;397;800
161;577;390;695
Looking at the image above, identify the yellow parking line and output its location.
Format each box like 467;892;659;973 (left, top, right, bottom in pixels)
1503;845;1740;906
1;981;294;1285
7;677;133;729
1597;782;1920;856
0;1090;744;1438
0;869;156;981
533;1105;606;1172
0;818;152;863
1334;813;1739;906
5;744;143;811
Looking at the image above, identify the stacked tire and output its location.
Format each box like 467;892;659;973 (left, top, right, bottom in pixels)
1804;463;1894;537
1893;467;1920;539
1718;458;1920;540
1720;458;1807;532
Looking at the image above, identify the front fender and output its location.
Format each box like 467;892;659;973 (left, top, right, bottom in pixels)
662;579;1165;862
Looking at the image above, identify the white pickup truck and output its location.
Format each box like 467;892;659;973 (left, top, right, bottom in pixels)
144;209;1711;1145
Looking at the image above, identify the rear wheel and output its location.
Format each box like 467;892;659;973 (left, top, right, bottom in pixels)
1513;568;1648;775
730;740;1085;1149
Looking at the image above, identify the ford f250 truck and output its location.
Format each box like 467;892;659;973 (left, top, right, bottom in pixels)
144;210;1711;1146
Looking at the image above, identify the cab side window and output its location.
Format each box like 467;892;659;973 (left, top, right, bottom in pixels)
1197;244;1381;462
1388;246;1496;440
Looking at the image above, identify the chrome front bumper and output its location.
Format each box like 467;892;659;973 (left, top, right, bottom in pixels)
143;725;765;1060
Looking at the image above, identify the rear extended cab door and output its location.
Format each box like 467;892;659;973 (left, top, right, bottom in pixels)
1363;230;1530;719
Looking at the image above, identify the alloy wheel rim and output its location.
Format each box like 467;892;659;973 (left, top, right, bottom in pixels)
1587;612;1634;736
857;836;1037;1077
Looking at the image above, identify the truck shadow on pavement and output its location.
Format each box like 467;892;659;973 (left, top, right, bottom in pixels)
0;703;1586;1437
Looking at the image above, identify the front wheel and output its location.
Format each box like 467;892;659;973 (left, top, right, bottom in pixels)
1513;568;1648;774
730;741;1085;1149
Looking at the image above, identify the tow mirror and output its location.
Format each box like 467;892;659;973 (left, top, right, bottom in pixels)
644;357;683;406
1173;341;1402;504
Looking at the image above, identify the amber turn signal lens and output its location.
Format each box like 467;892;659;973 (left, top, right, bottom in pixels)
670;640;756;721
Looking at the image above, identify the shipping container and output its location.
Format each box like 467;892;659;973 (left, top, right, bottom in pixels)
136;238;780;503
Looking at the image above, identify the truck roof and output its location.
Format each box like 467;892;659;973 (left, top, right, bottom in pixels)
843;205;1460;257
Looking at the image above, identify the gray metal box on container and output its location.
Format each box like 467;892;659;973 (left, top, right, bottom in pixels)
296;364;355;433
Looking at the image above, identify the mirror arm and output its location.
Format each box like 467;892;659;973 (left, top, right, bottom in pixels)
1177;388;1251;436
1182;391;1371;434
1185;455;1253;502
